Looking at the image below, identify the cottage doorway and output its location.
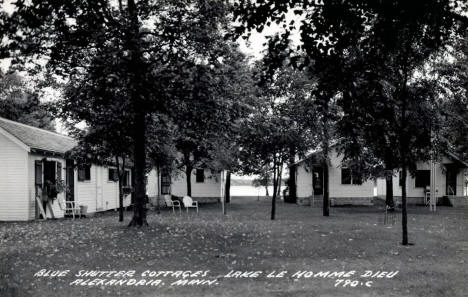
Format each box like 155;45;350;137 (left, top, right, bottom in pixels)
446;165;458;196
66;160;74;202
312;167;324;196
34;160;44;219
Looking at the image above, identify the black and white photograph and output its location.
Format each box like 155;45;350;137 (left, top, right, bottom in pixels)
0;0;467;296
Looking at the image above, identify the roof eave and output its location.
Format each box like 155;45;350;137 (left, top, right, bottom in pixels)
0;126;31;152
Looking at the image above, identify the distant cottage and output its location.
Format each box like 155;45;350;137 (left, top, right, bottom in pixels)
146;167;225;205
292;146;468;207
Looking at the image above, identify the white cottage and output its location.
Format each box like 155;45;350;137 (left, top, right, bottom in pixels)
292;147;376;206
293;144;468;207
0;117;132;221
376;152;468;205
146;167;224;205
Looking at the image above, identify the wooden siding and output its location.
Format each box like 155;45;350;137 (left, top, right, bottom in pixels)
74;165;131;214
296;164;313;198
389;159;467;199
328;150;375;198
0;132;29;221
296;149;375;199
146;168;221;199
171;169;221;198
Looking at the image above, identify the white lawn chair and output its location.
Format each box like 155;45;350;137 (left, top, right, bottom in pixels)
164;195;181;214
58;197;81;219
182;196;198;213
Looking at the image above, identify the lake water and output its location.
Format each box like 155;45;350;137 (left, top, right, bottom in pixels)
231;185;287;197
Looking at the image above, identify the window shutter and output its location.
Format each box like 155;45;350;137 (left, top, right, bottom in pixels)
56;162;62;181
196;169;205;183
35;161;43;185
85;166;91;180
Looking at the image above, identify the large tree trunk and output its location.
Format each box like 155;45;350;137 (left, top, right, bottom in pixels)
401;165;408;245
286;146;297;203
225;170;231;203
321;103;330;216
128;113;148;226
185;165;192;197
116;156;125;222
127;0;148;227
156;165;161;214
287;166;297;203
322;162;329;216
322;138;330;217
385;169;394;210
118;177;124;222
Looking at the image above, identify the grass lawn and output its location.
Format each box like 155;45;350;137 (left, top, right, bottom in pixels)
1;197;467;297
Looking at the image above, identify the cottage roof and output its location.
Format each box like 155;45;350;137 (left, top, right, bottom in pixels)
0;117;76;155
291;141;468;168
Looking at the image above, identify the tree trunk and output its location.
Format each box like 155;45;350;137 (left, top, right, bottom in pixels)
128;112;148;227
271;158;277;220
277;168;283;198
287;146;297;203
322;162;329;216
118;177;124;222
185;165;192;197
127;0;148;227
156;165;160;214
321;102;330;216
225;170;231;203
385;169;394;210
116;156;125;222
322;137;330;217
399;61;409;244
401;165;408;245
287;166;297;203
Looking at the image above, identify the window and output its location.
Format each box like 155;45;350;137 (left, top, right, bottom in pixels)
44;161;57;184
78;165;91;181
161;170;171;195
415;170;430;188
341;168;362;185
196;169;205;183
108;168;118;182
341;168;352;184
123;170;131;187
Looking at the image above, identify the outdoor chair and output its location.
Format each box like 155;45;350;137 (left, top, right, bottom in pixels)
182;196;199;213
424;186;431;205
164;195;181;214
58;197;82;219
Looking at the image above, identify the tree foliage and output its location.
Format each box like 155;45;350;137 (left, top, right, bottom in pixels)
0;71;55;130
234;0;467;242
1;0;238;226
